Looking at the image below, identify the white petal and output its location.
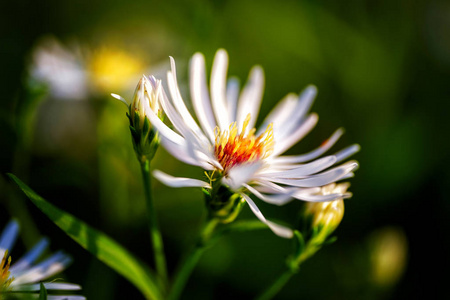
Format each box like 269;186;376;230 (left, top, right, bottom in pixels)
272;113;318;156
226;77;240;122
167;57;210;146
221;162;262;191
260;162;358;188
241;194;293;238
158;89;216;168
110;93;128;106
253;180;321;196
10;238;49;274
236;66;264;133
243;184;294;206
261;155;337;178
159;87;200;142
276;85;317;139
257;93;298;136
190;53;216;142
295;85;317;118
12;251;71;285
333;144;361;164
159;137;210;169
272;128;344;164
340;172;355;180
46;297;86;300
0;220;19;258
12;283;82;291
293;192;352;202
153;170;210;188
145;104;185;145
211;49;230;130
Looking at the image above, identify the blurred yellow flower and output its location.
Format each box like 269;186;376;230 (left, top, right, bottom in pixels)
369;227;408;288
89;47;144;92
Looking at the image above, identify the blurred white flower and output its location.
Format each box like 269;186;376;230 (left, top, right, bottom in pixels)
0;220;85;300
148;49;359;238
30;37;88;100
29;37;146;100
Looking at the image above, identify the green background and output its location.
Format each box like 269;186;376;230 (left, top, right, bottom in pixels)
1;0;449;299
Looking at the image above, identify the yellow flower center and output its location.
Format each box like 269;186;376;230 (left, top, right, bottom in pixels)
214;114;274;173
0;250;14;292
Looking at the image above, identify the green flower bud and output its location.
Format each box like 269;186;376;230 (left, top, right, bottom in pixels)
288;183;350;269
114;75;163;164
129;75;161;130
304;183;348;241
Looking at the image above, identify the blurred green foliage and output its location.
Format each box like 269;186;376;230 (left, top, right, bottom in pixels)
1;0;449;299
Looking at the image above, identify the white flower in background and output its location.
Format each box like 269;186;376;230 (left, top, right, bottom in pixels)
148;49;360;238
0;220;85;300
30;36;145;100
30;37;88;100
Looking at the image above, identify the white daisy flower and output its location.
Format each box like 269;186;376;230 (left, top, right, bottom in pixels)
148;49;359;238
0;220;85;300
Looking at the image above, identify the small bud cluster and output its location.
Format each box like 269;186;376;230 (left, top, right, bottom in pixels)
288;183;349;272
125;76;162;164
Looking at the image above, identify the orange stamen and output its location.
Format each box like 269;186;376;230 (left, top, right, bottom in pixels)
214;114;274;173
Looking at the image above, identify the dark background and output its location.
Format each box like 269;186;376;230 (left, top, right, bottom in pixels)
1;0;449;299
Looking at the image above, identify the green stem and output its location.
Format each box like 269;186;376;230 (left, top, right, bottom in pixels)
256;269;295;300
168;218;219;300
140;160;168;290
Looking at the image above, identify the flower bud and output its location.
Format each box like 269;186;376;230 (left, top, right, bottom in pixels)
129;75;161;130
288;183;350;268
114;75;163;163
304;183;349;242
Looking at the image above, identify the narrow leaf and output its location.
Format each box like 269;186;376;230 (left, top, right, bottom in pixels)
293;230;305;256
9;174;162;300
39;283;47;300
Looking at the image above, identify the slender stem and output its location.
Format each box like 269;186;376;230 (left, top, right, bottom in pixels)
168;218;219;300
256;269;295;300
140;159;168;289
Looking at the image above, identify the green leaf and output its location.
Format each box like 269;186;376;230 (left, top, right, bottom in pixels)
323;236;338;245
143;116;150;135
39;283;47;300
9;174;163;300
293;230;305;257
